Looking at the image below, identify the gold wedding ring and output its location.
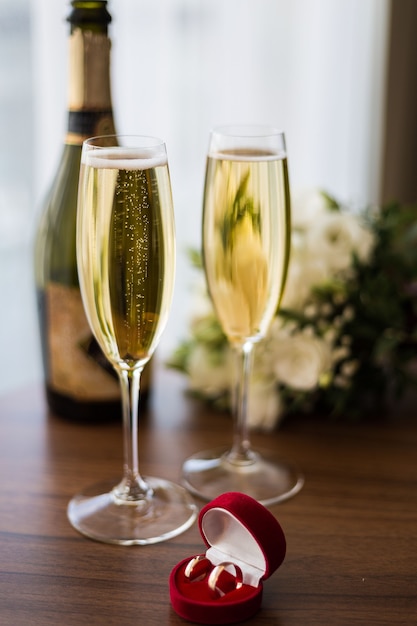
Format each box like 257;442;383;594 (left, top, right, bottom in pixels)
207;562;243;598
184;555;211;582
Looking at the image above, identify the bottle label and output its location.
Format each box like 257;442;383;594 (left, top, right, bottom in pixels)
46;282;120;401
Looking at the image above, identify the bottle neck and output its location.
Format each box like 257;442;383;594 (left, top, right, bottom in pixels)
66;27;115;145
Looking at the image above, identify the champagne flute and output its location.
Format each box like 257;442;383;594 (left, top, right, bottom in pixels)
67;135;197;544
182;125;304;505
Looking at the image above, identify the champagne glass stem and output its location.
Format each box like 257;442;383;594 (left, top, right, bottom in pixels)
115;366;152;501
228;341;257;465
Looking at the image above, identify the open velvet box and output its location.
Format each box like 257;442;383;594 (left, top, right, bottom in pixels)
169;492;286;624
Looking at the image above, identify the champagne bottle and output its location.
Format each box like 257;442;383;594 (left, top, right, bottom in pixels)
35;1;150;421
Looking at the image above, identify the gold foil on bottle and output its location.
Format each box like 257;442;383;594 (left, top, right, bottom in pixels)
68;29;112;111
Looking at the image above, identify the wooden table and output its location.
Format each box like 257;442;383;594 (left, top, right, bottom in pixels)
0;364;416;626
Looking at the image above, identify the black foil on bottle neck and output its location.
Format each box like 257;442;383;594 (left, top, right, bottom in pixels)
67;110;113;135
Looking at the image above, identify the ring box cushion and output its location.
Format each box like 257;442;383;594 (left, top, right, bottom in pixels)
169;492;286;624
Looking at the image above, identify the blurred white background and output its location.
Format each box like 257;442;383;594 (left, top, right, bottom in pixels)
0;0;390;394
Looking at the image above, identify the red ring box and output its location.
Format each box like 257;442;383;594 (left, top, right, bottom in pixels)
169;492;286;624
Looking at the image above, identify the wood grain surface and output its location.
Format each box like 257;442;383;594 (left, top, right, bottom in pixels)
0;363;416;626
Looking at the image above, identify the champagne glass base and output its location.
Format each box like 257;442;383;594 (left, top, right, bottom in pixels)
182;447;304;506
67;477;197;545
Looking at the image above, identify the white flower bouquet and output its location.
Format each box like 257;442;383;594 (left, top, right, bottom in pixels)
168;191;417;430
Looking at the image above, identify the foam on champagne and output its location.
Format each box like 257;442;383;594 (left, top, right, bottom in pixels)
83;147;167;171
209;148;287;162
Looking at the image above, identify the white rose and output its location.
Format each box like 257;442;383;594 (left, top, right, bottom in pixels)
291;188;329;229
305;212;374;275
187;344;232;397
247;377;284;431
272;332;333;391
281;253;329;311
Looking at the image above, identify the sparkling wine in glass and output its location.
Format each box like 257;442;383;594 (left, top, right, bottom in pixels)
182;125;304;505
67;135;197;544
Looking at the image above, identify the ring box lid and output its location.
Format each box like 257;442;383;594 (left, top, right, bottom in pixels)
169;492;286;624
199;492;286;586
